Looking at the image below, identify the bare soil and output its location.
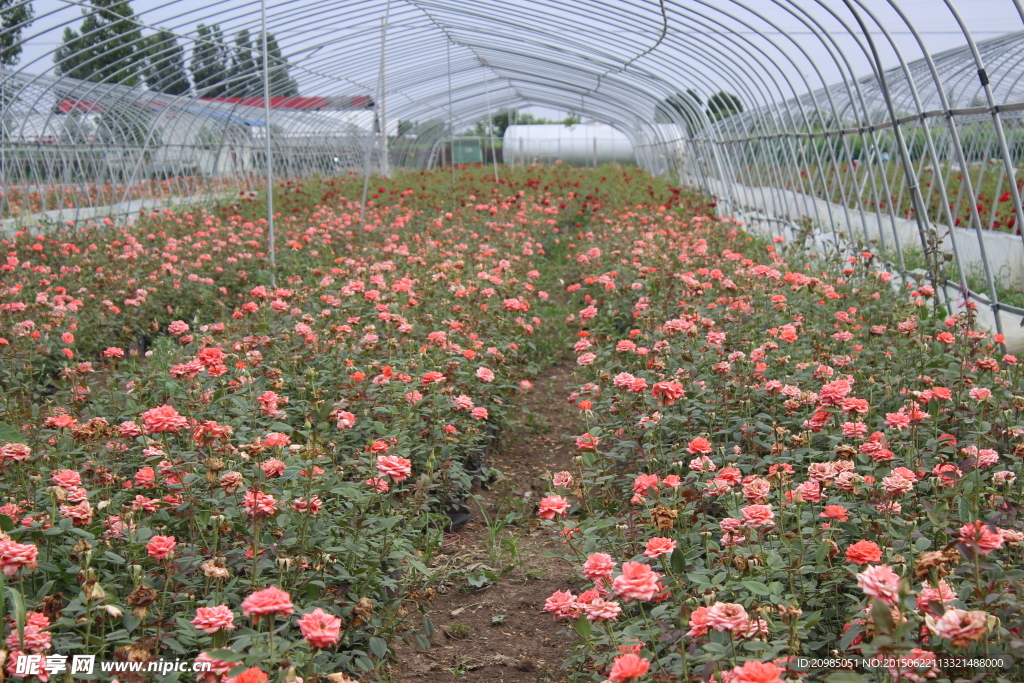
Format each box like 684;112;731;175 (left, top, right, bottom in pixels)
391;362;584;683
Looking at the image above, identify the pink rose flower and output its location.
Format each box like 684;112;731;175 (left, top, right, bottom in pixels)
192;605;236;634
0;540;38;576
582;553;615;580
927;608;990;647
642;537;676;559
241;586;294;618
740;504;775;529
612;562;661;602
608;653;650;682
538;495;570;520
376;455;412;482
856;564;902;606
297;608;342;648
146;535;176;560
706;602;749;633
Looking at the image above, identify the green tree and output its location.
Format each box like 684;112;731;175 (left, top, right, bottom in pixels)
190;24;230;98
706;91;743;122
0;0;33;66
654;89;704;134
258;33;299;97
144;29;189;96
226;29;259;97
53;0;143;85
483;109;580;138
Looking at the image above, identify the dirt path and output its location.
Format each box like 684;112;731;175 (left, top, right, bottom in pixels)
392;362;583;683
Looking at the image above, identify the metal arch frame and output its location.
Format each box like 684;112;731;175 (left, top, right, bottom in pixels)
4;0;1024;343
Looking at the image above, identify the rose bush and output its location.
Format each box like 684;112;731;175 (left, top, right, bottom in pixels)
537;203;1024;681
0;165;704;680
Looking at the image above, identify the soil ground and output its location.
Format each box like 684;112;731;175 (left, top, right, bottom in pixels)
391;362;584;683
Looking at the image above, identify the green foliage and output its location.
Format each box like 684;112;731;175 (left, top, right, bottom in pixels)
261;33;299;97
476;108;582;138
220;30;299;98
143;29;190;96
53;0;143;85
707;90;744;122
190;24;230;98
0;0;33;66
226;29;259;97
654;89;704;135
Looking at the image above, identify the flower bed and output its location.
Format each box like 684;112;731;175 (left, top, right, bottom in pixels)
0;165;702;681
541;207;1024;681
8;161;1017;683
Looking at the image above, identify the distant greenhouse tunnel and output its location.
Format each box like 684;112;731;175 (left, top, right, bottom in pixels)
3;0;1024;343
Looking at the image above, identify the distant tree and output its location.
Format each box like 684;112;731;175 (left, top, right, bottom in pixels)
706;91;743;122
144;30;189;96
226;29;259;97
53;0;143;85
190;24;230;98
254;33;299;97
0;0;33;66
489;110;513;138
483;109;579;137
654;89;703;134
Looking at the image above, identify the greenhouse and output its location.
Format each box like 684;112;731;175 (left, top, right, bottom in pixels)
2;1;1024;682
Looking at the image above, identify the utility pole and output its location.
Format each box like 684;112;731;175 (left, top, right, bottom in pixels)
260;0;276;286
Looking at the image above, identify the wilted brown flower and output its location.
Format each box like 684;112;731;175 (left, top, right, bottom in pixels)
352;597;374;626
835;444;858;459
651;506;678;531
914;549;959;582
201;557;230;580
128;585;158;618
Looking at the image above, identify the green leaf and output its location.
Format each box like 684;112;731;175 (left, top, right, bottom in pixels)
815;540;831;564
408;559;431;576
670;547;686;574
6;586;25;648
368;636;388;659
415;634;432;650
957;497;971;523
208;649;247;663
870;598;894;635
423;616;435;639
914;536;931;551
466;572;493;588
0;423;24;444
572;614;592;639
838;624;863;651
741;580;771;596
269;422;292;432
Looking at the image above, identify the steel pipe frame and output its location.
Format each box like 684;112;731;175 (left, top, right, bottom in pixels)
2;0;1024;321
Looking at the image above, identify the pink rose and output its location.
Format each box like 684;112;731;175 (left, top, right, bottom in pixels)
376;455;412;482
612;562;661;602
241;586;294;618
192;605;236;634
297;608;342;648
